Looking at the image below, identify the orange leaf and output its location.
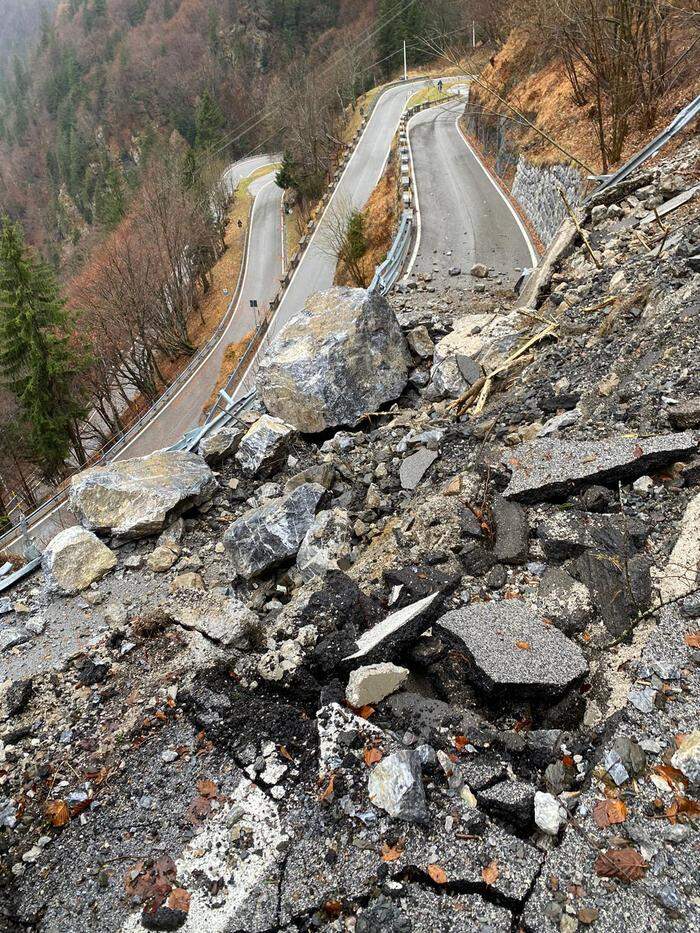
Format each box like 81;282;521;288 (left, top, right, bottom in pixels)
45;800;69;828
279;745;294;762
167;888;191;913
684;632;700;648
381;841;405;862
482;860;499;885
197;780;218;799
319;773;336;801
592;798;627;828
454;735;468;750
364;747;383;766
654;764;688;790
358;705;375;719
427;864;447;884
516;641;531;650
594;848;647;882
666;795;700;823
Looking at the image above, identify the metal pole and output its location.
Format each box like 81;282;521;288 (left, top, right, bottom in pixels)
403;40;407;81
472;21;476;48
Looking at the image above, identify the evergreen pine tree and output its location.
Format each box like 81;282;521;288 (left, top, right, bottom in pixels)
194;89;225;152
0;217;85;480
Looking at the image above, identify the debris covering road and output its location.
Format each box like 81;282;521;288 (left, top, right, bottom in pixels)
1;139;699;932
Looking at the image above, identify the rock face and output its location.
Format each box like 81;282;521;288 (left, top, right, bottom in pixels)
70;451;217;539
367;750;428;822
235;415;296;477
256;287;412;433
42;526;116;595
346;663;409;708
436;601;587;697
502;433;697;503
224;483;324;578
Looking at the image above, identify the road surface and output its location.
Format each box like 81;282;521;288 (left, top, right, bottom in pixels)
406;100;537;286
231;78;435;397
122;171;284;457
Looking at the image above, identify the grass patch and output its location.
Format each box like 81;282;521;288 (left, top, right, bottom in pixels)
406;79;462;109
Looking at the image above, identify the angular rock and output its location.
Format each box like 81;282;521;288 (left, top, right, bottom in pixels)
669;399;700;431
470;263;489;277
70;451;217;539
492;495;529;564
42;526;117;595
346;662;409;708
224;483;324;578
502;432;697;503
534;791;567;835
436;600;587;697
400;448;438;490
235;414;296;477
197;423;245;465
0;625;30;652
406;325;434;358
575;550;652;637
295;508;351;583
146;544;179;573
256;287;412;433
368;749;428;822
343;592;441;662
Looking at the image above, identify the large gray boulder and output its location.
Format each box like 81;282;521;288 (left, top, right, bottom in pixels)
224;483;324;578
256;287;412;433
42;526;117;594
69;450;218;539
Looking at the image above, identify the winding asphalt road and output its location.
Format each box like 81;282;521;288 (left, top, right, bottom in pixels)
406;100;537;285
231;78;435;398
3;78;531;553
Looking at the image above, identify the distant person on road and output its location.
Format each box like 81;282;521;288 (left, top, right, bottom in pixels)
437;79;443;94
237;219;243;228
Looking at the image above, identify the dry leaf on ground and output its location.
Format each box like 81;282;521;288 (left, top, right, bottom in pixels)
594;848;647;882
592;798;627;828
482;860;500;885
45;800;69;827
427;864;447;884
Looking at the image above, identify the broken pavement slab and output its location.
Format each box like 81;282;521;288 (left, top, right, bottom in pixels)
346;662;409;708
436;600;587;698
501;432;697;503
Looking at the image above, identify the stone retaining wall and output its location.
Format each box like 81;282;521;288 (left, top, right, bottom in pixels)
511;157;583;246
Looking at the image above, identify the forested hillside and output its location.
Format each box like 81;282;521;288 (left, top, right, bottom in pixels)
0;0;445;269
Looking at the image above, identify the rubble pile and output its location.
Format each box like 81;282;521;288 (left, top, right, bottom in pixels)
1;142;699;932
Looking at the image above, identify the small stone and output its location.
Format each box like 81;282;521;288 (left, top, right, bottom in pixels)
161;750;178;763
534;791;566;835
367;749;428;823
632;475;654;495
448;265;462;276
147;545;179;573
669;398;700;430
345;663;409;708
198;424;245;465
399;448;438;490
170;572;205;591
470;263;489;278
407;326;434;358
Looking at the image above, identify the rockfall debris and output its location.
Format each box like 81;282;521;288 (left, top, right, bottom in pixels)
1;140;699;933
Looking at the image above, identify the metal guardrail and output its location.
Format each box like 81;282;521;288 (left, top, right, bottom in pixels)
370;210;414;294
589;93;700;197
